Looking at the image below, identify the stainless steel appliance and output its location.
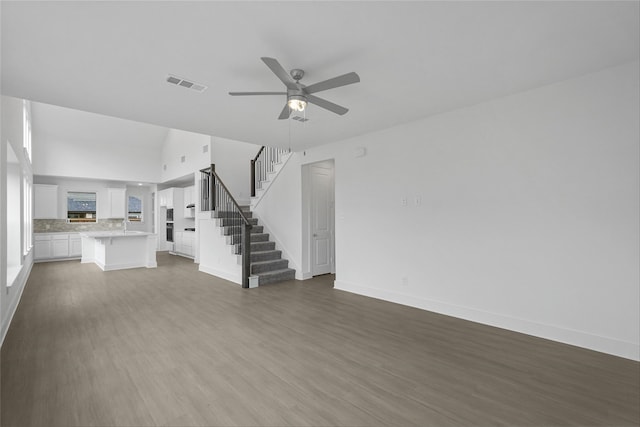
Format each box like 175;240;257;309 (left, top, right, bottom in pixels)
166;223;174;242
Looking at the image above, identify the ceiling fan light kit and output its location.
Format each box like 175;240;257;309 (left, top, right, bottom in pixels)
287;95;307;112
229;57;360;120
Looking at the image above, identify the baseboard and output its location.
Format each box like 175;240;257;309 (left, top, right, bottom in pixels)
334;280;640;361
199;264;241;285
35;256;81;263
1;261;33;348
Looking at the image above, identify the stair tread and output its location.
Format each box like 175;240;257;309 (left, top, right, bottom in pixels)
254;268;295;277
251;258;285;265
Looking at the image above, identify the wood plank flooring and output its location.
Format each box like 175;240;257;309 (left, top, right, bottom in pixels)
2;252;639;426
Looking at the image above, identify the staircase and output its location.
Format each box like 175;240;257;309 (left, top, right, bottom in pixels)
216;206;295;286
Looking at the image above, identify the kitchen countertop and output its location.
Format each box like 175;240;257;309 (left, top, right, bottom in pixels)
35;231;81;235
80;231;156;239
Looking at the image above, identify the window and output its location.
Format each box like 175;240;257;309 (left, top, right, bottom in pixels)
67;192;97;223
128;196;142;222
23;175;32;255
6;143;22;285
23;100;32;162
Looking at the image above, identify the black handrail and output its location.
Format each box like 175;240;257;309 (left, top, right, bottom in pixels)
250;146;291;197
250;146;265;197
200;164;252;288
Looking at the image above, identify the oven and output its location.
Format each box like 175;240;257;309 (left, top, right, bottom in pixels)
166;222;174;242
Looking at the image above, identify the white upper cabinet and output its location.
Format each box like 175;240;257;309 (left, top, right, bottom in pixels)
107;188;126;218
34;184;59;219
159;188;174;208
183;185;195;218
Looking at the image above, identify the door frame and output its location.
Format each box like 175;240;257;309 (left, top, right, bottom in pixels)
301;159;335;278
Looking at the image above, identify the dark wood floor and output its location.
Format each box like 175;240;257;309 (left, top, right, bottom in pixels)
2;252;639;427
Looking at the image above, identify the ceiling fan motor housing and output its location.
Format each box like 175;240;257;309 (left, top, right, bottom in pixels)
290;68;305;81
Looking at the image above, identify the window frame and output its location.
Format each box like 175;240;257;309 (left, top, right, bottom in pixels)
127;195;143;222
67;191;97;223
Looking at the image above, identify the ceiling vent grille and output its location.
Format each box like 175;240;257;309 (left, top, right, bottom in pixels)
166;74;208;93
291;116;309;122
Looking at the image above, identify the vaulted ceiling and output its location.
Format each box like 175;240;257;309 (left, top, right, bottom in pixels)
2;1;639;150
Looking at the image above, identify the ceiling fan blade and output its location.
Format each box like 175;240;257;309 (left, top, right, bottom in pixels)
306;95;349;115
229;91;286;96
261;57;297;90
304;72;360;94
278;104;291;120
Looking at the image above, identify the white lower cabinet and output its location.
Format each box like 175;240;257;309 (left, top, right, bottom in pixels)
69;235;82;257
173;231;195;258
34;233;81;261
34;236;52;259
51;235;69;258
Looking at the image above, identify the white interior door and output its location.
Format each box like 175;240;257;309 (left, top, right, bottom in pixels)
310;162;334;276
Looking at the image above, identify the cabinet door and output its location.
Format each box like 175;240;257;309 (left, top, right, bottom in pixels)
34;239;51;260
69;237;82;257
159;189;167;207
108;188;126;218
166;189;174;208
51;237;69;258
34;185;58;219
184;186;195;218
173;232;182;253
180;232;193;256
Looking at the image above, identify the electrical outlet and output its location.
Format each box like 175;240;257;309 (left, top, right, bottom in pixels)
402;277;408;286
401;197;408;206
45;224;50;230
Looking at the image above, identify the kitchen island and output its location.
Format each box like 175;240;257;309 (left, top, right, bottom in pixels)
80;231;157;271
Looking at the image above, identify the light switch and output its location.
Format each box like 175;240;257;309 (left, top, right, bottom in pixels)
414;196;422;206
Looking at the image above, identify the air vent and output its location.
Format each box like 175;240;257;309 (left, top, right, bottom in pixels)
291;116;309;122
166;74;208;93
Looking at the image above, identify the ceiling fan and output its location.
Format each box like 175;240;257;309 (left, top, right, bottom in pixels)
229;57;360;120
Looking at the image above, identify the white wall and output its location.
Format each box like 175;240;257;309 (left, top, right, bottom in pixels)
160;129;211;183
263;61;640;360
198;217;242;284
1;96;34;346
211;136;262;205
33;134;161;183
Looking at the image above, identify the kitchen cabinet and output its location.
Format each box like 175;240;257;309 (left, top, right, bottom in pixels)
34;233;82;261
52;235;69;258
159;188;174;208
34;235;52;259
183;185;195;218
34;184;59;219
69;234;82;257
107;188;126;218
173;231;195;258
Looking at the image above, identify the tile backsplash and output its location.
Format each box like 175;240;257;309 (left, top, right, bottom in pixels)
34;219;125;233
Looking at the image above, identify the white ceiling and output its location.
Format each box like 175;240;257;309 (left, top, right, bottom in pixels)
2;1;639;151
